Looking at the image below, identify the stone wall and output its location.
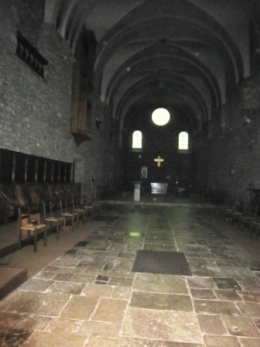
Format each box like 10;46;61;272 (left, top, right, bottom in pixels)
0;0;75;162
200;73;260;203
0;0;119;202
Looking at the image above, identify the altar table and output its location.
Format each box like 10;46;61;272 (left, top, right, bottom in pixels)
151;182;168;194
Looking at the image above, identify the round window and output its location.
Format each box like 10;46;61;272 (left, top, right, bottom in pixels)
152;108;170;126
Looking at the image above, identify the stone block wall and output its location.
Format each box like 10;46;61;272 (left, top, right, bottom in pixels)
199;73;260;203
0;0;75;162
0;0;120;202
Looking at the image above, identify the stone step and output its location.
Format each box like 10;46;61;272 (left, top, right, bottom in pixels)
0;266;27;300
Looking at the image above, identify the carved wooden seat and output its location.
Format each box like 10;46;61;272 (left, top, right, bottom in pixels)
72;199;87;224
250;215;260;238
223;200;236;221
60;200;79;230
238;204;258;231
83;203;99;217
230;201;244;225
43;202;65;238
0;184;16;224
18;208;47;252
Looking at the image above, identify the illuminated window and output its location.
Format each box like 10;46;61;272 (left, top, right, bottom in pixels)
152;108;170;126
132;130;142;148
178;131;189;150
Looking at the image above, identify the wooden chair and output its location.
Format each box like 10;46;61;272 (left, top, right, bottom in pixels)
72;198;87;224
215;191;232;216
230;201;244;225
43;202;66;238
223;199;236;222
18;207;47;252
60;200;79;230
238;204;258;231
250;212;260;238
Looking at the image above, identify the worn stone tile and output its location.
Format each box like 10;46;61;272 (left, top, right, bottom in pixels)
110;272;135;280
111;258;134;272
87;336;119;347
213;278;241;290
95;281;107;285
130;291;193;311
60;296;98;320
239;291;260;302
237;279;260;292
190;289;217;300
109;276;133;287
253;317;260;329
82;283;113;299
143;244;177;251
92;298;127;323
118;252;136;258
0;312;51;331
239;338;260;347
112;286;131;299
126;244;144;251
198;314;227;335
77;259;103;267
107;243;127;252
46;318;83;334
222;314;260;337
45;265;84;274
96;275;110;282
194;299;240;315
69;273;96;283
123;307;203;343
103;260;117;271
19;279;54;292
52;273;74;281
50;259;79;267
118;339;205;347
2;291;70;316
215;289;242;301
133;273;188;294
118;337;157;347
87;241;110;251
236;302;260;317
204;335;241;347
75;249;96;257
187;277;216;289
0;326;32;347
36;272;56;280
47;281;86;295
22;331;86;347
79;321;121;338
192;269;219;277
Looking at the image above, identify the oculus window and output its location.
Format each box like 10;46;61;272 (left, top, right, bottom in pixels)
178;131;189;150
152;108;170;126
132;130;142;149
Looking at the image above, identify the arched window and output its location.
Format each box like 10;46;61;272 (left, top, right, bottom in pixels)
132;130;142;149
178;131;189;150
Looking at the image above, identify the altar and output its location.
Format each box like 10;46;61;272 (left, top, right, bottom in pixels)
151;182;168;194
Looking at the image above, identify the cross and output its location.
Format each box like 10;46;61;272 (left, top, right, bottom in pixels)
154;155;164;167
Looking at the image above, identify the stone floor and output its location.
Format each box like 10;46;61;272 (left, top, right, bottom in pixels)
1;201;260;346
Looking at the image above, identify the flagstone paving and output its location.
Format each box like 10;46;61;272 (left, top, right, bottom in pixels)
1;205;260;346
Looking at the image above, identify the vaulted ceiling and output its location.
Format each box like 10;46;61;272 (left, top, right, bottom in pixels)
44;0;260;135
